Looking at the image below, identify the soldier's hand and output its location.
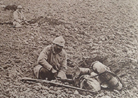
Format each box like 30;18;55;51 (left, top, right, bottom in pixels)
51;68;57;74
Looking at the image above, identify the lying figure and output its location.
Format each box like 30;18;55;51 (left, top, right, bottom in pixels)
74;61;123;92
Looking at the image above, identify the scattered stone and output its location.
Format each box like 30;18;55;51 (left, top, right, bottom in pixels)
0;0;138;98
74;90;79;95
101;95;111;98
14;59;21;63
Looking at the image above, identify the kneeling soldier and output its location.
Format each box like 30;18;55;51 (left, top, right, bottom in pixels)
34;36;67;80
13;5;28;27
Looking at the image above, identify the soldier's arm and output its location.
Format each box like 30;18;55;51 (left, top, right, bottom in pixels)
13;11;21;22
21;12;29;24
57;51;67;79
60;51;67;72
22;12;27;21
37;46;52;71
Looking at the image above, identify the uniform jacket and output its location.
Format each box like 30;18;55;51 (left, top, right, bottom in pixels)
37;45;67;73
13;10;26;23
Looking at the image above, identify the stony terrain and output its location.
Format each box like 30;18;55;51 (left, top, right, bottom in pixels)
0;0;138;98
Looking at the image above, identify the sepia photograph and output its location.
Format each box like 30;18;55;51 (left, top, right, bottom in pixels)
0;0;138;98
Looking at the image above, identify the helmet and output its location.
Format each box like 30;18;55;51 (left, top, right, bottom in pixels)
53;36;65;47
17;5;22;9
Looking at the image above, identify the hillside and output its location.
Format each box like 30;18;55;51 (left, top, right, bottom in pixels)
0;0;138;97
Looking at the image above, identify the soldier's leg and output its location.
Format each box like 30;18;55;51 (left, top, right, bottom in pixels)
33;65;42;79
39;67;55;80
13;21;22;28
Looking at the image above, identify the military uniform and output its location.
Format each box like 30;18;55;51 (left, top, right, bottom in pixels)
13;5;26;27
34;36;67;80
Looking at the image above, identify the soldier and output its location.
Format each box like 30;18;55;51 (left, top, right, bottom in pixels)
34;36;67;80
0;1;5;8
13;5;28;28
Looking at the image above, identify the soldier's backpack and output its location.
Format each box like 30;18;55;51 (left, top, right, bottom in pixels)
79;74;101;92
90;61;123;91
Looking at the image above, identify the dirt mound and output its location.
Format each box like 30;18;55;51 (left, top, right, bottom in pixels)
0;0;138;97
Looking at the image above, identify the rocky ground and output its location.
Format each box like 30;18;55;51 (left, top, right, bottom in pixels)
0;0;138;98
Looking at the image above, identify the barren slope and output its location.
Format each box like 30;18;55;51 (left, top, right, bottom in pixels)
0;0;138;98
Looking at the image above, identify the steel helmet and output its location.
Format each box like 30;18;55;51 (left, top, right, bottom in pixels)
17;5;22;9
53;36;65;47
